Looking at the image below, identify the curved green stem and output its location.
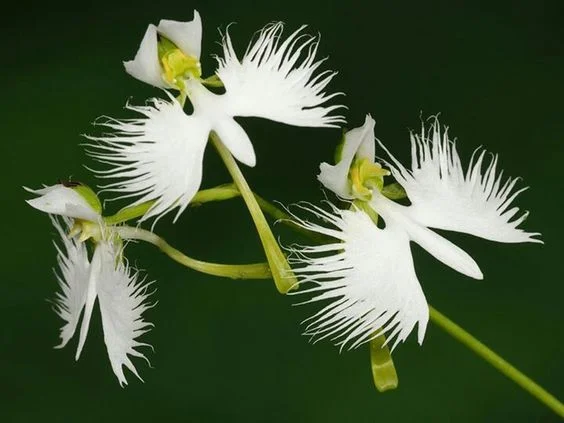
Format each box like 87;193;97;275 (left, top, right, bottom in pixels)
116;226;271;280
210;132;296;293
190;183;240;205
429;306;564;417
104;184;241;225
103;184;330;245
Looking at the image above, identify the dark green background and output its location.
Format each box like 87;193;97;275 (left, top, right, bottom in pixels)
4;0;563;421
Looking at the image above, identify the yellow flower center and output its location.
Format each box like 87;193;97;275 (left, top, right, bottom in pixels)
158;36;201;90
349;158;390;201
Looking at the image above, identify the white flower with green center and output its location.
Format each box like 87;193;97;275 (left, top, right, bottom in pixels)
291;116;541;351
88;11;345;222
26;183;154;386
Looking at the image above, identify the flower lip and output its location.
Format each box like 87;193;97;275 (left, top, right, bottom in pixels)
51;217;154;387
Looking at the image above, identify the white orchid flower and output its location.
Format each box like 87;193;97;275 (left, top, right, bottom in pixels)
87;11;345;223
290;116;541;351
27;184;154;386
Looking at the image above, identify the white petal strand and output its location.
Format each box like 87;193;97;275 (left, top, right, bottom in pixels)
123;24;166;88
379;118;542;244
51;217;91;349
215;23;345;128
318;114;376;198
289;204;429;350
96;243;155;387
87;97;211;223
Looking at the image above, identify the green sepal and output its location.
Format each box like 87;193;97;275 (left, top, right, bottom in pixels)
370;334;398;392
382;183;407;200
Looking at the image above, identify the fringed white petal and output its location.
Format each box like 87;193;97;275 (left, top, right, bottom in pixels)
318;115;375;198
379;118;542;244
289;204;429;351
86;96;211;223
51;217;91;349
25;184;100;221
215;22;345;127
158;11;202;60
96;243;155;387
123;24;166;88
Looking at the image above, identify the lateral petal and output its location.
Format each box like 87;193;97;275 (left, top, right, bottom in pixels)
96;243;154;387
379;118;541;244
289;204;429;350
87;96;211;223
158;11;202;59
215;23;345;127
318;115;375;198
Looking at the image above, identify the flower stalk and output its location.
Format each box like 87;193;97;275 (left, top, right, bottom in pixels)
117;226;271;280
429;306;564;418
210;132;297;293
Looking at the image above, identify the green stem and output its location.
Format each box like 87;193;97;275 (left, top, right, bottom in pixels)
116;226;271;280
191;183;240;205
104;202;155;225
210;132;296;293
429;306;564;417
104;184;241;225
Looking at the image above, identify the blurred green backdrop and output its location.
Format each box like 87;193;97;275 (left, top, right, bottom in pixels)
3;0;563;421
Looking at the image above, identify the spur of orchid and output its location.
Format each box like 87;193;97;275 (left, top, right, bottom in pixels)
24;10;563;418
